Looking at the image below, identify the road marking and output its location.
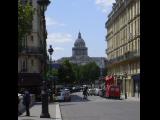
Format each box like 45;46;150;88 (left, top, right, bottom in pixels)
56;104;62;120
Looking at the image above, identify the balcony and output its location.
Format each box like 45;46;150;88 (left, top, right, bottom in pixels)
108;50;140;65
105;48;109;54
20;46;44;55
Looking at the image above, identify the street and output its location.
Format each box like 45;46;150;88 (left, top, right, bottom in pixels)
60;92;140;120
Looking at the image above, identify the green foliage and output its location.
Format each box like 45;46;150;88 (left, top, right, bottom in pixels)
55;60;101;85
46;68;58;80
78;62;100;84
57;60;75;85
18;0;34;49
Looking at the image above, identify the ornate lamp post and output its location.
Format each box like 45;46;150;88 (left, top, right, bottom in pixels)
48;45;54;102
37;0;51;118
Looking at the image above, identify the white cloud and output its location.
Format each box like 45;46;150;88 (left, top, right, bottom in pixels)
46;17;66;27
54;47;64;51
47;32;73;43
95;0;115;13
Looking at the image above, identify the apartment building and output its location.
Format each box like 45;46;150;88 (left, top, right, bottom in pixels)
105;0;140;98
18;0;48;95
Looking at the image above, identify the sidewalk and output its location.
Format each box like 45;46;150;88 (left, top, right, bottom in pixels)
18;102;62;120
121;95;140;101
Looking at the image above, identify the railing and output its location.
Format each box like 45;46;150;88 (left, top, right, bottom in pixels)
20;46;43;54
108;50;140;65
105;48;108;54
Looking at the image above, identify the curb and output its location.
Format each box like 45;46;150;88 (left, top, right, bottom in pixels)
56;103;62;120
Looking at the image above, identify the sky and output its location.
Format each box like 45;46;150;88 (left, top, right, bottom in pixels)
45;0;115;60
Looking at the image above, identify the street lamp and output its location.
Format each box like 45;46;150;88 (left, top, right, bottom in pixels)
124;72;127;99
37;0;51;118
48;45;54;102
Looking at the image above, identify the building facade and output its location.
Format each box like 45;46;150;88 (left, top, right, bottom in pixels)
18;0;48;95
105;0;140;98
57;32;107;69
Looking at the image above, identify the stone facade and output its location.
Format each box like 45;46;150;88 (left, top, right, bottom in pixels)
105;0;140;98
18;0;48;94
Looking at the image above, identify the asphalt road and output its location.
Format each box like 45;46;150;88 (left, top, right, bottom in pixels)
59;92;140;120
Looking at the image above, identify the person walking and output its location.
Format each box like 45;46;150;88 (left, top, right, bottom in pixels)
83;86;88;100
23;90;31;116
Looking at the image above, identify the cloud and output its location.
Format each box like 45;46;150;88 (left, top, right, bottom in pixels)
95;0;115;13
54;47;64;51
47;32;73;43
46;17;66;27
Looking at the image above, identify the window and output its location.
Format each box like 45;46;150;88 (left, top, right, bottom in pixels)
132;3;135;18
130;6;132;20
31;59;34;66
131;4;133;19
22;35;27;48
138;18;140;35
135;39;138;52
138;0;140;14
134;20;136;37
21;58;27;72
138;38;140;52
31;35;33;42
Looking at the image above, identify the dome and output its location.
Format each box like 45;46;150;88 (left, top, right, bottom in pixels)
74;32;86;47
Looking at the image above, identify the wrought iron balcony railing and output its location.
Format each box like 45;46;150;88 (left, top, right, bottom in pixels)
108;50;140;65
20;46;44;54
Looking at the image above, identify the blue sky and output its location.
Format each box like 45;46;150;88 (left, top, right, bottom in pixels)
46;0;115;60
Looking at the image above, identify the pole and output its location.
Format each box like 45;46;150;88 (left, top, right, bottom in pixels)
40;7;50;118
50;54;53;102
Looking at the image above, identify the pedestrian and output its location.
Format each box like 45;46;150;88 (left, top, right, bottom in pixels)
18;95;21;115
23;90;31;116
83;86;88;100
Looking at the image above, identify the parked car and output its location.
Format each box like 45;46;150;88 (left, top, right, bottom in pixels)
64;89;71;102
54;89;71;102
88;88;95;96
94;88;101;96
55;90;65;102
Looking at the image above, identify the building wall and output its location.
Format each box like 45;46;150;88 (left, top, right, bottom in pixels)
18;0;47;93
18;0;43;74
106;0;140;97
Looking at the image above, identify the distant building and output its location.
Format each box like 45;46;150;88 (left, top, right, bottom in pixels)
57;32;107;69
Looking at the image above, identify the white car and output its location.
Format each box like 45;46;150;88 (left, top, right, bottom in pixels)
88;88;95;96
55;91;65;102
94;88;100;96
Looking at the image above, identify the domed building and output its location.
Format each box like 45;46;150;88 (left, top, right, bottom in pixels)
57;32;107;67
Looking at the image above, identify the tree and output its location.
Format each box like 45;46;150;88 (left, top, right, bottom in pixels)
58;60;75;86
18;0;34;50
71;62;100;85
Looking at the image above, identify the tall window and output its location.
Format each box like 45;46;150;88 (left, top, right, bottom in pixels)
132;3;135;18
131;4;133;20
21;58;27;72
138;18;140;35
31;59;34;66
138;0;140;14
134;2;136;16
22;35;27;48
31;35;33;42
138;38;140;52
132;21;135;37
